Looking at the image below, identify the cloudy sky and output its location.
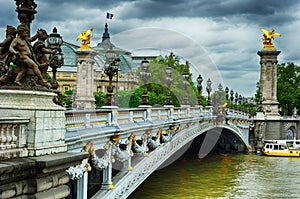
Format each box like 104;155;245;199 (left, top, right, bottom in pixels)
1;0;299;96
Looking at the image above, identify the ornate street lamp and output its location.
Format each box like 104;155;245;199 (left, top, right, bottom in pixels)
182;73;189;105
225;86;229;101
165;66;173;106
197;74;203;106
104;49;120;106
47;27;64;90
235;92;238;110
217;83;223;106
206;78;212;106
140;58;151;106
230;89;234;103
238;94;243;111
218;83;223;95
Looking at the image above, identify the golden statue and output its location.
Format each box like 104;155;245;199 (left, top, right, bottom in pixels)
76;28;93;50
260;28;281;50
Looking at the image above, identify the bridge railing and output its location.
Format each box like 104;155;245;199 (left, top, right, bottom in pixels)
65;106;252;131
0;117;30;160
65;109;111;129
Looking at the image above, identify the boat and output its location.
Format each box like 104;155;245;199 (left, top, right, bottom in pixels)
262;141;300;157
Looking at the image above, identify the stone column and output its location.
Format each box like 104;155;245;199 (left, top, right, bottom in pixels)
73;50;97;110
257;50;281;117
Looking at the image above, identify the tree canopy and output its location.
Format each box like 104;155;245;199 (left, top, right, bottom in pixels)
277;63;300;115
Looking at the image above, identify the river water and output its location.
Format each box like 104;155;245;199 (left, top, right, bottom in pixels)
128;152;300;199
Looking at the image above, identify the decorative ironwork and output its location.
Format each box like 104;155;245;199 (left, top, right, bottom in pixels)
197;74;203;106
225;86;229;101
104;48;120;106
47;27;64;90
182;73;189;105
164;66;173;106
206;78;212;106
140;58;151;106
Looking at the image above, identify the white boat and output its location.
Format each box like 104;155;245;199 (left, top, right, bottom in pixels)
262;140;300;157
264;139;300;149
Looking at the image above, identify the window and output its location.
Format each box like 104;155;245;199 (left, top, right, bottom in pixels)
64;86;70;92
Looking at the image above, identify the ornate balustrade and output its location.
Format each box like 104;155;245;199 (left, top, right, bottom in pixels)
0;117;30;160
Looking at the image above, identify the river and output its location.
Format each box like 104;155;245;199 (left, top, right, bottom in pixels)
128;152;300;198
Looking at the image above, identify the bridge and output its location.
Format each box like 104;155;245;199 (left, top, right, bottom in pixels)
1;1;300;199
63;106;251;199
0;101;251;199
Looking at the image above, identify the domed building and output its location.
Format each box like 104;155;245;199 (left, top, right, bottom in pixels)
54;23;139;94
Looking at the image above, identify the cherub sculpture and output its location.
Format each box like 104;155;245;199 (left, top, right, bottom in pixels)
33;29;56;78
8;24;50;87
260;28;281;50
76;28;93;50
0;26;17;71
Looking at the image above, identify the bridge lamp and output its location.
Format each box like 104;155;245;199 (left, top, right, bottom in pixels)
206;78;212;106
225;87;229;101
234;92;239;110
140;58;151;106
197;74;203;106
182;73;189;105
217;84;223;102
238;94;243;111
165;66;173;106
230;89;234;103
47;27;64;90
104;48;120;106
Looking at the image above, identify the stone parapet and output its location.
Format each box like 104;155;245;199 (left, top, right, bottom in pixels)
0;152;88;199
0;89;67;157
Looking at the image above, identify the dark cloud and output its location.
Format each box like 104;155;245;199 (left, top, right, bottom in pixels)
122;0;298;22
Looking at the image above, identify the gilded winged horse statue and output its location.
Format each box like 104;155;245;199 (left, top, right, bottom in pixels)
77;28;93;50
260;28;281;50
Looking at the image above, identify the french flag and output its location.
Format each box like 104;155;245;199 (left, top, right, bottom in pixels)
106;12;114;20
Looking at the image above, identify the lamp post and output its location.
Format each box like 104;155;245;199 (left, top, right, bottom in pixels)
225;86;229;101
104;49;120;106
140;58;151;106
230;89;234;104
47;27;64;90
197;74;203;106
165;66;173;106
235;92;238;110
238;94;242;111
217;83;223;106
206;78;212;106
182;73;189;105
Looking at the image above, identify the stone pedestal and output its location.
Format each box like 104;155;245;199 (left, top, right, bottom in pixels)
257;50;281;117
0;89;67;157
73;49;97;110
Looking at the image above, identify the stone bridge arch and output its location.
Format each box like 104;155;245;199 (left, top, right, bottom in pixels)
93;121;249;199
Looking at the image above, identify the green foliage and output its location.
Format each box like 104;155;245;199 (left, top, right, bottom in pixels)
277;63;300;115
128;87;143;108
60;89;73;108
94;91;106;108
45;72;53;83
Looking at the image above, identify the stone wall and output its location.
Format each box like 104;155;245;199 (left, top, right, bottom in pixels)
0;152;88;199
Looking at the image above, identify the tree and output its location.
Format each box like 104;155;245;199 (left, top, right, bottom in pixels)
60;89;73;109
94;91;106;108
277;63;300;116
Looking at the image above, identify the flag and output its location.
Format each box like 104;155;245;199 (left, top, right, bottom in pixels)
106;12;114;20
